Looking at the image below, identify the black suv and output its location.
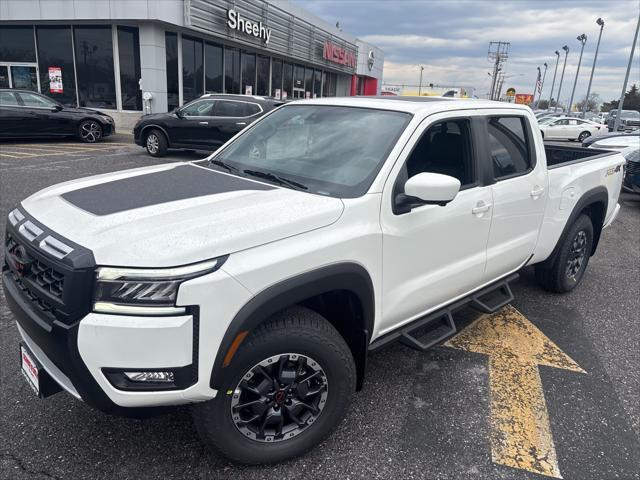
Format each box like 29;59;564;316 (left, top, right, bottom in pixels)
133;94;283;157
0;89;115;143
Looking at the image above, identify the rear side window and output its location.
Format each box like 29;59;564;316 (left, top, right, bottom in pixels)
243;102;261;116
488;116;532;180
214;100;253;117
0;91;19;106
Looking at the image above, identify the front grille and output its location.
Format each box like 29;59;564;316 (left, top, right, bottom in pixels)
626;162;640;175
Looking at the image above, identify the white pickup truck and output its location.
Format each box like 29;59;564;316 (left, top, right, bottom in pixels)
4;97;624;464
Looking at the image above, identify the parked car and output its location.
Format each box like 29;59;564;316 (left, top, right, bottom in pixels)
621;146;640;193
4;97;624;465
133;94;283;157
606;109;640;132
539;116;605;142
0;89;115;142
586;133;640;151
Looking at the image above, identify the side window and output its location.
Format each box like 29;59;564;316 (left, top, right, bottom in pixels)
180;100;214;116
554;119;566;126
17;92;56;108
214;100;248;117
243;102;261;116
568;119;578;125
0;91;19;106
488;116;532;180
405;119;475;188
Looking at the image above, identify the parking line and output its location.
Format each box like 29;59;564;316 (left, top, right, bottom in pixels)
0;150;38;157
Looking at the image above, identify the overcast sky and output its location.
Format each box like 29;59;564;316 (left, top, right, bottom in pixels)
294;0;640;103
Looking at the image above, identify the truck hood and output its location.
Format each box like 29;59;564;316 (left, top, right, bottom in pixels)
21;163;344;267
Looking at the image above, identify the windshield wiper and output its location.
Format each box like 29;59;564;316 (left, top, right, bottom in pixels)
209;158;239;173
242;169;308;191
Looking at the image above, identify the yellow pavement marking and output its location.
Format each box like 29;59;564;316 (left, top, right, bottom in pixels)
0;150;38;157
444;305;585;479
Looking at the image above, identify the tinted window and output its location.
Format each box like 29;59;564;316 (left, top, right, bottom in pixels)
74;26;116;109
0;66;8;88
165;32;179;111
241;52;255;95
214;100;248;117
314;70;321;97
256;55;269;96
0;26;36;62
0;91;19;105
181;99;214;116
406;120;475;187
215;105;411;197
282;62;293;99
18;92;57;108
244;103;261;116
488;116;532;179
205;42;222;93
36;26;77;106
10;66;38;91
182;36;203;103
304;68;313;97
118;26;142;110
224;48;240;94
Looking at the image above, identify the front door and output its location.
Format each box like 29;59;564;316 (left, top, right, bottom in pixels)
171;99;216;146
483;113;547;279
379;113;493;334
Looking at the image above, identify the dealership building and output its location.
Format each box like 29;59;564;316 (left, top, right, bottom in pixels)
0;0;384;129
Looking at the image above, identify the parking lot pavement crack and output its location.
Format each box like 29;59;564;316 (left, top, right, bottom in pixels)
0;452;62;480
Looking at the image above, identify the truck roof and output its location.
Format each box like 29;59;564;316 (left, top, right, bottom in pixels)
291;96;532;115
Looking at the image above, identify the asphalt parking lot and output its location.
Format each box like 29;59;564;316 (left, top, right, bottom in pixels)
0;136;639;480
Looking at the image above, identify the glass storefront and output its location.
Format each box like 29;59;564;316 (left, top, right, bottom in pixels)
36;26;77;106
74;26;116;109
240;52;255;95
165;32;179;111
205;41;223;93
117;26;142;110
224;47;240;94
0;26;36;62
271;58;282;97
256;55;269;96
182;35;204;104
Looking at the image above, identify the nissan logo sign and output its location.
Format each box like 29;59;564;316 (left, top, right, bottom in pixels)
367;50;375;71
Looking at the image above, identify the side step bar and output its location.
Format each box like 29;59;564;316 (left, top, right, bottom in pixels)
369;274;518;353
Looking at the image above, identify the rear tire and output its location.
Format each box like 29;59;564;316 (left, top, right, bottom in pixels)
535;214;594;293
145;129;168;157
192;306;355;464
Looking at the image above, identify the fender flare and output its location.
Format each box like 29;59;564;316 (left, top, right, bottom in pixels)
209;262;375;389
548;186;608;263
140;124;171;146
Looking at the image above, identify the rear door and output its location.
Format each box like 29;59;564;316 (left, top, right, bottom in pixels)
483;113;547;280
209;100;263;146
0;91;27;138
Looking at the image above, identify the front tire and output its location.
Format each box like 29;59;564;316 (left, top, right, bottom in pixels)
578;131;591;142
535;214;594;293
145;129;168;157
78;120;102;143
192;307;356;464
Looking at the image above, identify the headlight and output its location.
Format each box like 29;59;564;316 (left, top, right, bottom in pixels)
93;256;227;315
99;115;113;123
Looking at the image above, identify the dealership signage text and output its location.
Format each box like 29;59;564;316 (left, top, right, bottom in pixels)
227;9;271;44
322;41;356;68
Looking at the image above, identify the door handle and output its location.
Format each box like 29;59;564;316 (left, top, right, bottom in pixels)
199;121;208;125
472;202;492;215
235;122;247;126
530;186;545;197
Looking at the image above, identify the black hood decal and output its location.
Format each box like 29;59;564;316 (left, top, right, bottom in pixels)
61;164;275;215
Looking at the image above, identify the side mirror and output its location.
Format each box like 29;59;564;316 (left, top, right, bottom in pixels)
52;104;63;112
175;109;184;118
394;172;461;214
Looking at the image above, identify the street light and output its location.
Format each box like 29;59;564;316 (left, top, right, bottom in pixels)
548;51;560;109
538;62;548;106
532;66;541;105
555;45;569;112
583;18;605;115
418;65;424;96
568;33;587;114
614;14;640;132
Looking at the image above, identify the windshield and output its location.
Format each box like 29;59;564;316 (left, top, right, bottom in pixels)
207;105;411;197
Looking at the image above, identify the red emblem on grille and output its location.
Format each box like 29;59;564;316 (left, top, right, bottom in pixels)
7;245;33;277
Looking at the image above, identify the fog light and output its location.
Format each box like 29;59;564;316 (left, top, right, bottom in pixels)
123;371;174;383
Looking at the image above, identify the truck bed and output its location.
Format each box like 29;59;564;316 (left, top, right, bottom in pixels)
545;144;613;169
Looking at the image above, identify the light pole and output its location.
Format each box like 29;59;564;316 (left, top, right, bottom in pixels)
538;62;548;105
532;66;541;105
555;45;569;112
583;18;605;115
613;14;640;132
568;33;587;114
548;51;560;110
418;65;424;96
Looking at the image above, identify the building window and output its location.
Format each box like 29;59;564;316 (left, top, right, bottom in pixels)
321;71;327;97
117;26;141;110
241;52;255;95
36;26;77;106
324;72;336;97
314;70;321;98
0;26;36;62
304;68;313;98
74;26;116;109
293;64;304;97
224;47;240;94
182;35;203;103
165;32;179;111
205;42;223;93
271;58;282;98
282;62;293;99
256;55;269;96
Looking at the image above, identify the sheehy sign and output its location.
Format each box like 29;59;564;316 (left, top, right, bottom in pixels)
227;9;271;44
322;41;356;68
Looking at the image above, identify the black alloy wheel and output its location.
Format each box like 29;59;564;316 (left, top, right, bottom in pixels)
565;230;588;281
79;120;102;143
